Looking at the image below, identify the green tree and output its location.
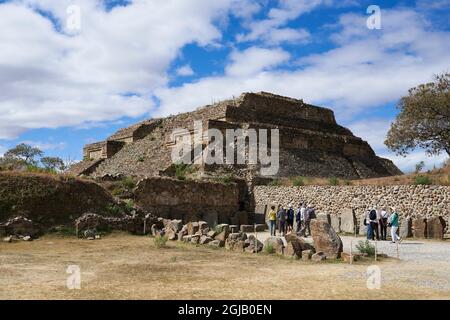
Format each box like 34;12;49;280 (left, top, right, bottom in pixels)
385;72;450;156
3;143;43;165
41;156;66;171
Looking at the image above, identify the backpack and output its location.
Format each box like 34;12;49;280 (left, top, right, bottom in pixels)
369;210;377;221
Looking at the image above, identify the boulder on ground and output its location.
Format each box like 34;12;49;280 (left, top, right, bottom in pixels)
182;235;193;243
284;232;315;258
198;221;209;231
199;235;213;245
301;250;313;261
3;236;13;243
165;228;178;241
412;216;427;238
215;224;230;238
341;252;358;263
22;236;32;241
426;216;445;240
399;217;412;238
255;224;267;232
340;209;356;234
190;235;200;244
311;251;326;262
214;230;228;242
207;230;216;238
310;220;342;259
187;222;199;236
0;216;41;238
330;214;341;233
170;219;183;233
244;235;263;253
208;239;224;248
263;236;284;254
83;229;97;240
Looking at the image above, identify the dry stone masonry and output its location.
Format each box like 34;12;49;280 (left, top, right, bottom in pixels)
70;92;401;180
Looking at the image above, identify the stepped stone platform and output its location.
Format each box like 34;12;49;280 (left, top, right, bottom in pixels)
69;92;401;180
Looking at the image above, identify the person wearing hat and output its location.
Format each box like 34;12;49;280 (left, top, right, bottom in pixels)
389;207;401;243
303;204;316;237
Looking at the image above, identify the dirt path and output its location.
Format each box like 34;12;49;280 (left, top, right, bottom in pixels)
1;232;449;300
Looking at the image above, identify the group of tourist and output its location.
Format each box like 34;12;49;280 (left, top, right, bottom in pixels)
267;203;316;237
364;206;401;243
267;203;402;244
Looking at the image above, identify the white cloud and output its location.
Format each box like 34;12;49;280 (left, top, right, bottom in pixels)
225;47;290;77
155;8;450;121
20;140;67;151
0;0;245;139
176;65;195;77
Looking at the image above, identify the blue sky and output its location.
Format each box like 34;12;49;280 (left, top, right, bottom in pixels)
0;0;449;172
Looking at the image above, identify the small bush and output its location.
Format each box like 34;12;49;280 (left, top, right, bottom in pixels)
154;235;168;248
106;203;122;216
292;176;305;186
328;177;339;186
124;199;135;212
174;163;193;180
137;156;145;162
216;174;234;185
121;176;136;190
414;175;432;185
356;240;375;257
264;243;275;254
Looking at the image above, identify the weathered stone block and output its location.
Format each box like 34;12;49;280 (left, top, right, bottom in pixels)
399;217;412;239
330;214;341;234
359;213;367;236
187;222;199;236
240;225;254;233
301;250;313;261
311;251;326;262
317;213;331;224
263;236;284;254
412;216;427;238
310;219;342;259
340;209;356;234
426;216;445;240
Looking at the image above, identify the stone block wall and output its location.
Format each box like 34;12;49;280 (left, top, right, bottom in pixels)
253;185;449;222
134;177;241;224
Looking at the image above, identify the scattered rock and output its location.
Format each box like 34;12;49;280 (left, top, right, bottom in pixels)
199;235;213;245
301;250;313;261
310;220;342;259
229;225;239;233
215;224;230;238
0;216;41;238
191;235;200;244
284;233;314;258
187;222;199;236
208;239;224;248
263;236;284;254
182;235;193;243
22;236;32;241
240;225;254;233
311;251;326;262
341;252;358;263
255;224;267;232
3;236;12;243
214;230;228;242
207;230;216;238
83;229;97;239
244;235;263;253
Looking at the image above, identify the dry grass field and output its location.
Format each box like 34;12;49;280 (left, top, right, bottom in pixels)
1;232;449;300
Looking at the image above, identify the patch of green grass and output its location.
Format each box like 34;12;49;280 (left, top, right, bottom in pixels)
291;176;305;186
263;243;275;254
121;176;136;190
174;163;193;180
154;235;169;248
105;203;122;216
268;179;281;186
413;175;432;185
328;176;339;186
137;156;145;162
48;225;77;237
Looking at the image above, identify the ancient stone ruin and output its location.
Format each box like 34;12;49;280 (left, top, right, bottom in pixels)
69;92;401;180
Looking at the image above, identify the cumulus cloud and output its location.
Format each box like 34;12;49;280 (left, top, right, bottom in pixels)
176;65;195;77
155;7;450;122
0;0;247;139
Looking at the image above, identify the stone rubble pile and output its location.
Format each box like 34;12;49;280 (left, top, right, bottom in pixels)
0;216;42;241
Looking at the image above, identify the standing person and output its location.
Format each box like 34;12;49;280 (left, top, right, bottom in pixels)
303;205;315;237
364;209;373;240
295;203;303;234
389;207;401;243
286;205;294;233
379;207;389;240
277;207;287;236
369;207;380;240
268;206;277;236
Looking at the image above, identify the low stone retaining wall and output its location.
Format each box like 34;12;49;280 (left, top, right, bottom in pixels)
254;185;450;238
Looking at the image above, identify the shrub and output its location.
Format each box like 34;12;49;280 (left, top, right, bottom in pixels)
292;176;305;186
121;176;136;190
413;175;432;185
216;174;234;185
154;235;168;248
137;156;145;162
356;240;375;257
328;177;339;186
174;164;193;180
124;199;135;212
106;203;122;216
264;243;275;254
